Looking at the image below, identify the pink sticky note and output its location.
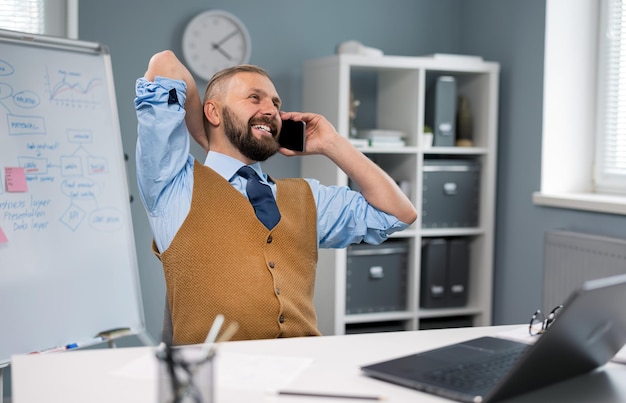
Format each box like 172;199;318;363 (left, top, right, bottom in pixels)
5;167;28;192
0;226;7;243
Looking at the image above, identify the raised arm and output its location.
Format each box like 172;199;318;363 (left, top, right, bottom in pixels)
144;50;208;150
280;112;418;225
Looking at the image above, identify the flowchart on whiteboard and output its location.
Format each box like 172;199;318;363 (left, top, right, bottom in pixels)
0;56;124;236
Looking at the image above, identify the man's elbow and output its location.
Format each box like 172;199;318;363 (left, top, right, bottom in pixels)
401;208;418;225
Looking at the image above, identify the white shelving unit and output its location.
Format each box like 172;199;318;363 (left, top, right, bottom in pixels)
302;54;499;335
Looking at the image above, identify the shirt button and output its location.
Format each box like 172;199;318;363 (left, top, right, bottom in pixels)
267;235;273;243
268;261;275;269
279;314;285;323
275;288;280;295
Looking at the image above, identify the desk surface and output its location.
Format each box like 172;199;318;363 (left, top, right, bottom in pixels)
11;325;626;403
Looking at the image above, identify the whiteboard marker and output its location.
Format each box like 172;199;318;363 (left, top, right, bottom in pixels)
65;336;106;350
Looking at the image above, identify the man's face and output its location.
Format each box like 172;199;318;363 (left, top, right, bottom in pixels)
222;105;279;162
221;72;282;162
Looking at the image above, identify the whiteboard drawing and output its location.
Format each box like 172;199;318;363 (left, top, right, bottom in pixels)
1;57;116;233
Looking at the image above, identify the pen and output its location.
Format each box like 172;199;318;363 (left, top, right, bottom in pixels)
277;390;384;401
200;314;225;359
65;336;106;350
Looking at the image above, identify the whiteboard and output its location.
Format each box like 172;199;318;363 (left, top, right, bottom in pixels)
0;30;145;364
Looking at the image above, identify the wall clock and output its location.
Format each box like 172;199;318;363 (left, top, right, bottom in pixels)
182;10;252;81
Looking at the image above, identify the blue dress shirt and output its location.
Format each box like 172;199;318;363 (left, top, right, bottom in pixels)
135;77;408;253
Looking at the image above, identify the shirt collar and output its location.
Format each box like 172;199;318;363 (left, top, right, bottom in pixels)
204;151;266;182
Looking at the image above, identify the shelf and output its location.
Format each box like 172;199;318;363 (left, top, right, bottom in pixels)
420;228;485;237
418;306;484;318
303;54;499;335
344;311;416;324
344;307;485;324
389;228;419;238
357;146;420;154
423;146;489;155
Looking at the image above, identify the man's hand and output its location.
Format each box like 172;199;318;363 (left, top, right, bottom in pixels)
278;112;339;157
279;111;417;225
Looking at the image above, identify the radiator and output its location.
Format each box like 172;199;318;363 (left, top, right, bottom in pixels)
543;230;626;311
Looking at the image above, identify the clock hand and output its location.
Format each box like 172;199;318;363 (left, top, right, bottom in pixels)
212;43;232;60
212;29;241;61
215;29;238;46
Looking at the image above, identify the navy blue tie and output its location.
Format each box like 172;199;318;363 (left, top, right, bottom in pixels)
237;166;281;229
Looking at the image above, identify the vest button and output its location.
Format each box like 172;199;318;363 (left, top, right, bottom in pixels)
275;288;280;295
279;314;285;323
268;261;275;269
267;235;273;243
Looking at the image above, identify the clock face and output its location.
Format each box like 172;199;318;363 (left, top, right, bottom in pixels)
182;10;252;81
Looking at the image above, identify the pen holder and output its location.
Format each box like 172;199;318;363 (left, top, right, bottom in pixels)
156;345;215;403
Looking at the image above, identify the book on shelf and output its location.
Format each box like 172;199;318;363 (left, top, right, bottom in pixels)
357;129;406;148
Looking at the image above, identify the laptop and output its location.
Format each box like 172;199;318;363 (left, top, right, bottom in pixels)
361;273;626;402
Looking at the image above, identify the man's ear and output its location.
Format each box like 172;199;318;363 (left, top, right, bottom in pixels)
204;101;221;127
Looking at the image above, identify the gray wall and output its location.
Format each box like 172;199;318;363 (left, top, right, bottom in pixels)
7;0;626;399
460;0;626;324
77;0;463;343
77;0;626;339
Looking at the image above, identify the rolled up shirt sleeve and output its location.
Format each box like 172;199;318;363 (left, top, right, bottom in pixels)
135;77;191;214
307;179;410;249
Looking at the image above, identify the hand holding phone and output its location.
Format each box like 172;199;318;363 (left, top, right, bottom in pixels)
279;119;306;152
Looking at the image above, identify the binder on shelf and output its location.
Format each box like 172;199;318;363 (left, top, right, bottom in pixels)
420;238;448;308
425;76;457;147
447;238;470;307
420;238;470;308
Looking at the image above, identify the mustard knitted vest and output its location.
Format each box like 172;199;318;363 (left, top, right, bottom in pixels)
155;161;320;345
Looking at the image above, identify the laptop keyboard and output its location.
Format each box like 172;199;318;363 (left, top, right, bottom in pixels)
422;345;528;391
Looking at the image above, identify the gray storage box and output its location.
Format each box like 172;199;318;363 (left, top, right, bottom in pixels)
422;159;480;228
346;241;408;314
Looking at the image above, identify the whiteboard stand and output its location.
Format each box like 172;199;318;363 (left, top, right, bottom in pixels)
137;330;157;348
1;362;7;403
106;330;156;349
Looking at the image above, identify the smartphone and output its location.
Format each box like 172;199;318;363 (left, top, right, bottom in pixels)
279;119;306;152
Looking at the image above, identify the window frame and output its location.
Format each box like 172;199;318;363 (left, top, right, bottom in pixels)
594;0;626;194
533;0;626;215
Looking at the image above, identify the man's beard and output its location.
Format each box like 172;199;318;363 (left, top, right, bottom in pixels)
222;106;279;162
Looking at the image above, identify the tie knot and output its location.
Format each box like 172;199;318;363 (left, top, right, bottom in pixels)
237;166;258;180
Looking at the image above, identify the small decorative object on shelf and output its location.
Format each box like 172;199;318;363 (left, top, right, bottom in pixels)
422;125;434;149
456;95;474;147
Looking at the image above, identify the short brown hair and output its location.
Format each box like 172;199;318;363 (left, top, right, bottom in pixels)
203;64;271;103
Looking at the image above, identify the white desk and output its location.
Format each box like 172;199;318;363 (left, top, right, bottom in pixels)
11;325;626;402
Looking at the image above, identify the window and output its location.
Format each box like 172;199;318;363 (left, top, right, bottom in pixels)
0;0;77;38
534;0;626;215
0;0;44;34
595;0;626;194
